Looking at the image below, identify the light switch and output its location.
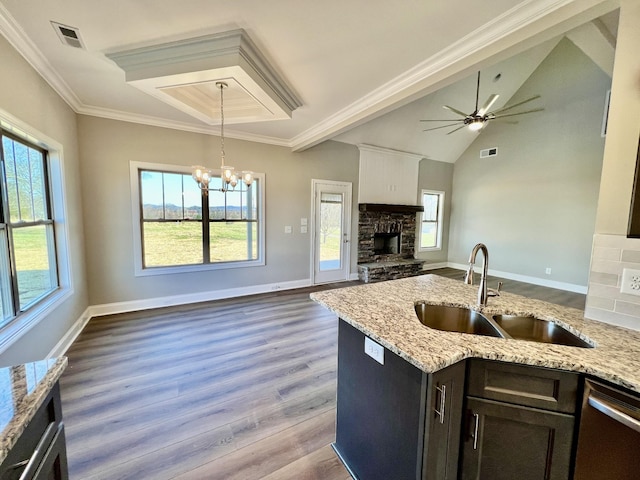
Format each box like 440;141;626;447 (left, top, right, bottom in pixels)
300;226;308;234
364;337;384;365
301;217;308;226
284;225;292;234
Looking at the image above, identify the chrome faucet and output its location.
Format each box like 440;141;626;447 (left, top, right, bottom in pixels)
464;243;502;306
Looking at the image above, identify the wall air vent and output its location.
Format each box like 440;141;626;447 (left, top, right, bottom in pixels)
51;21;85;49
480;147;498;158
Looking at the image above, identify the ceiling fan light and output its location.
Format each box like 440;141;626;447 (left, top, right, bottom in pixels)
467;119;484;131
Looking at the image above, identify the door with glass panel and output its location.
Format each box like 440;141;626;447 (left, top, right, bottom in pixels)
312;180;352;284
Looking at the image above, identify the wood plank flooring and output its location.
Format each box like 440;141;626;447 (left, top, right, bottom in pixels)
60;270;585;479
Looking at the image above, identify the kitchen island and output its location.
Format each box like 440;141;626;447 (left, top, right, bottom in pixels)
311;274;640;391
311;274;640;479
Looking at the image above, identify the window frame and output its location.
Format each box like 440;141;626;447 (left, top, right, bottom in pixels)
418;189;445;252
130;161;265;276
0;130;59;321
0;110;72;354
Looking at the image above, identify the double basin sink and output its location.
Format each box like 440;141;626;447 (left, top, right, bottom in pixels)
414;302;593;348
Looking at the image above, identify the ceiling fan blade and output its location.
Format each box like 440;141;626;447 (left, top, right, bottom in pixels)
474;71;481;113
478;94;499;116
419;119;464;122
493;108;544;119
447;125;468;135
442;105;468;117
423;122;465;132
492;95;541;114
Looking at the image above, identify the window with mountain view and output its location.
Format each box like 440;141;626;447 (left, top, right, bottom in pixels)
136;166;262;271
0;132;58;327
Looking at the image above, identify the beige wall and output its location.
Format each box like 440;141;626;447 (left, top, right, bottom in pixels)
0;36;89;365
77;116;359;306
448;39;609;287
416;158;453;265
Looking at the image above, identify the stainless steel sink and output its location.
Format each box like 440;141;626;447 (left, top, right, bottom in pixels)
492;315;593;348
414;303;504;338
413;302;593;348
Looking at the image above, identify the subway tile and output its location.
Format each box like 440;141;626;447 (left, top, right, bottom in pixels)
615;300;640;318
592;246;621;262
590;259;622;275
587;282;622;300
589;271;619;287
585;296;615;311
586;307;640;331
622;250;640;264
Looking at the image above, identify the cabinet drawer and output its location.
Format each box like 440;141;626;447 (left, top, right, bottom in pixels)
466;359;579;414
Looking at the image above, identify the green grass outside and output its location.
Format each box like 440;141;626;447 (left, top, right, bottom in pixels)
143;221;258;267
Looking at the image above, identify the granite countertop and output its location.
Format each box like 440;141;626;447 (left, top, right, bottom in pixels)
311;274;640;393
0;357;67;465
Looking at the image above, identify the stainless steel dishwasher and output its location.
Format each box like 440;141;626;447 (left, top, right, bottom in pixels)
574;379;640;480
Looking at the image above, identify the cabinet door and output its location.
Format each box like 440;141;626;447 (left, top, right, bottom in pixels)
423;361;465;480
460;397;574;480
335;320;427;480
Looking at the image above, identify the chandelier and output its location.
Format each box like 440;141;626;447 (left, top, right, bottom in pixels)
192;81;254;193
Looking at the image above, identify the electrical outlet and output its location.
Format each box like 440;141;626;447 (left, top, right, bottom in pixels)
364;337;384;365
545;267;552;275
621;268;640;296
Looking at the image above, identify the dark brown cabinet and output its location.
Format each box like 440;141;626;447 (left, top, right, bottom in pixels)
460;360;579;480
0;383;68;480
334;320;427;480
422;361;465;480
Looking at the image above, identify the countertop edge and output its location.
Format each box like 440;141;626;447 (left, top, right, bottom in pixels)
0;357;68;465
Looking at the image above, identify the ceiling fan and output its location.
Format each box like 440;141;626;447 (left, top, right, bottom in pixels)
420;71;543;134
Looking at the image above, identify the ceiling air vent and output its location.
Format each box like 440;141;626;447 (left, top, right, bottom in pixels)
480;147;498;158
51;21;85;49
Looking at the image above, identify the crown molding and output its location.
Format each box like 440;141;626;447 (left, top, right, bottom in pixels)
77;104;292;147
0;0;617;152
290;0;616;151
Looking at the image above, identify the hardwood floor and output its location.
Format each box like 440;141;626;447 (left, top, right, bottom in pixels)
61;287;352;480
60;271;584;479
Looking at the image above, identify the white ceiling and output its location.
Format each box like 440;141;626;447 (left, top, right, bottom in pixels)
0;0;620;154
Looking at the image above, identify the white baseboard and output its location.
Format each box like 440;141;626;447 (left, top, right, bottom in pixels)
447;262;587;294
87;278;312;318
421;262;448;270
46;307;92;358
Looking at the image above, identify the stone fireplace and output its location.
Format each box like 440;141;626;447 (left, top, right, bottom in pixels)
357;204;425;282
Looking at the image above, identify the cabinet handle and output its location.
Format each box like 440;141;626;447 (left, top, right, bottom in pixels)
471;413;480;450
434;384;446;424
16;421;58;480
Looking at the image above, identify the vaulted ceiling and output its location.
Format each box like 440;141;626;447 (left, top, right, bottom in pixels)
0;0;620;156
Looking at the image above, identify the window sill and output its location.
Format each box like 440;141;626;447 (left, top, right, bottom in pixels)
134;258;266;277
419;246;442;252
0;287;73;356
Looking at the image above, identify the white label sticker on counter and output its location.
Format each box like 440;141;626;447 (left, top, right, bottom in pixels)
364;337;384;365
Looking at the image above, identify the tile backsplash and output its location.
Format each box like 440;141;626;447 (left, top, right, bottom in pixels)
585;234;640;331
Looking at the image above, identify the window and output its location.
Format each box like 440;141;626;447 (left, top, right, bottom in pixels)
0;132;58;328
419;190;444;250
131;162;264;274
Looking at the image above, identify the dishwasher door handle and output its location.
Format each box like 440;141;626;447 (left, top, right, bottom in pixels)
589;395;640;434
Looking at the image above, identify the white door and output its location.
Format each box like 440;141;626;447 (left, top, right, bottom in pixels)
312;180;352;284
